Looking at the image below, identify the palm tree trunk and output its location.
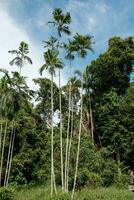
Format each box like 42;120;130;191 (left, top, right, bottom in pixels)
5;125;15;187
51;73;57;196
0;122;2;165
116;151;122;182
4;121;14;187
67;97;74;192
6;129;15;187
89;96;94;143
59;69;64;191
71;75;83;200
0;120;8;186
65;80;71;192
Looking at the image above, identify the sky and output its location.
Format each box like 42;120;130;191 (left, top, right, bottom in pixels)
0;0;134;89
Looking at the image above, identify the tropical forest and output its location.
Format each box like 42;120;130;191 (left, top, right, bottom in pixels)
0;2;134;200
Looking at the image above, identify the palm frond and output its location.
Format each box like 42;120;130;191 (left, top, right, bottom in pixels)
39;64;48;75
74;70;82;78
24;56;33;64
9;57;18;66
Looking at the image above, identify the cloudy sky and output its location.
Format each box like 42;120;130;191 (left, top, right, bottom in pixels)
0;0;134;88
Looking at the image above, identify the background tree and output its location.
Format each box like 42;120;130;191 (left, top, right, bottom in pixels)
8;41;32;74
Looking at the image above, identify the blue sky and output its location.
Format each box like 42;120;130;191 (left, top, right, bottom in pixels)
0;0;134;87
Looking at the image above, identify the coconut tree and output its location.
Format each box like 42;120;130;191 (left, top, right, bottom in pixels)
8;41;32;74
48;8;71;191
71;34;94;199
40;49;64;196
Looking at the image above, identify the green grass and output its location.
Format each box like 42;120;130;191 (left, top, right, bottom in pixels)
14;185;134;200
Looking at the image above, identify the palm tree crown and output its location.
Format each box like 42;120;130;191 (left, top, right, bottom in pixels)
0;69;32;119
40;49;64;75
71;33;94;58
8;41;32;73
48;8;71;37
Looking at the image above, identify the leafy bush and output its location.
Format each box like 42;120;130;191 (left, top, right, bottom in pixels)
0;188;14;200
101;160;117;186
76;168;103;188
114;173;129;187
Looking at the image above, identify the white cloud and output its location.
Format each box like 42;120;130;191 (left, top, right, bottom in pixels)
95;2;108;13
0;2;43;89
0;1;67;91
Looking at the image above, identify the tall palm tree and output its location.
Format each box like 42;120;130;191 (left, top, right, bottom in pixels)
71;34;94;199
5;71;32;187
0;122;2;172
64;41;75;192
66;77;81;192
0;120;7;186
49;8;71;191
83;71;94;142
0;69;32;187
40;49;64;196
0;71;10;186
8;41;32;74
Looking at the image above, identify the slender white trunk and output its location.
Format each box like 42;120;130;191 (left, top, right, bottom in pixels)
51;74;57;196
67;97;74;192
6;125;15;187
0;121;2;187
89;96;94;143
65;80;71;192
4;121;14;187
71;75;83;200
0;120;7;186
59;69;64;191
117;151;122;181
0;122;2;164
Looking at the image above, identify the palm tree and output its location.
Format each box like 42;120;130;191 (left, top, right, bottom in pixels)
0;120;7;186
40;49;64;196
49;8;71;191
65;77;81;192
83;71;94;142
64;41;75;192
0;69;32;187
8;41;32;74
0;71;10;186
4;71;32;187
71;34;94;199
0;122;2;172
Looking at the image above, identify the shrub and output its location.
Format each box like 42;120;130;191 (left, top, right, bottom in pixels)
76;168;103;188
114;173;129;187
100;157;118;186
0;188;14;200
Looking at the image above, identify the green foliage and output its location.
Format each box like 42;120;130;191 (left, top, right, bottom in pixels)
0;188;14;200
86;36;134;97
77;169;102;188
15;185;134;200
50;193;70;200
